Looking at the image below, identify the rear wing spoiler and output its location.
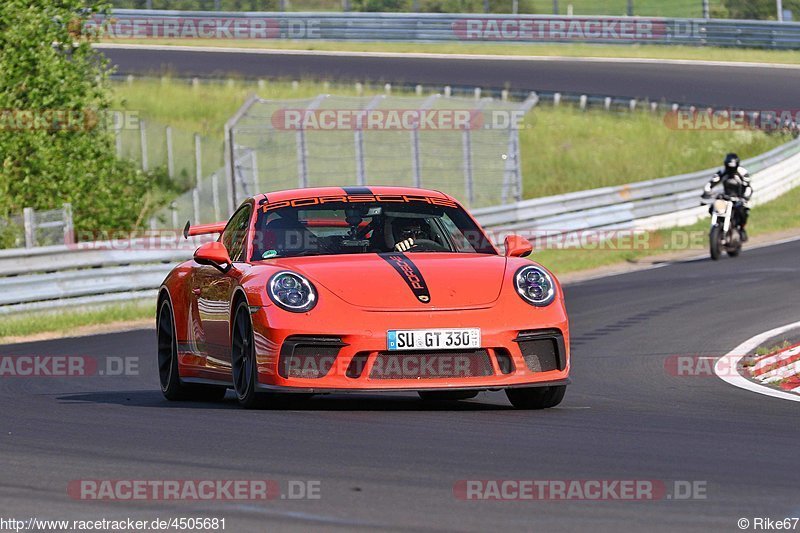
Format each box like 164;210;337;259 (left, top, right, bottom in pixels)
183;220;226;239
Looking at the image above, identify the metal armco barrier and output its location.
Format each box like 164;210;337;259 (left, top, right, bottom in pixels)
105;10;800;49
1;136;798;315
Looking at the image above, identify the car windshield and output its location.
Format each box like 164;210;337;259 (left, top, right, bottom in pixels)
251;197;496;260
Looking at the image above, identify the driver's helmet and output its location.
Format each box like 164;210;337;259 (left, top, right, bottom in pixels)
392;217;429;243
724;153;740;171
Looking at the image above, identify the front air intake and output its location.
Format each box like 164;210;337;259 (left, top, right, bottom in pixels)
278;336;346;379
514;329;566;373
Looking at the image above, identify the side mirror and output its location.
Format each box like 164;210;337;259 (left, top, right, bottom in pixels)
194;242;233;273
504;235;533;257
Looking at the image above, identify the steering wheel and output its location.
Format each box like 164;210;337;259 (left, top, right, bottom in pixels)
407;239;448;252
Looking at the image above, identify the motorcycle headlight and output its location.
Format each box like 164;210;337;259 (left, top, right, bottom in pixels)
268;271;317;312
514;265;556;307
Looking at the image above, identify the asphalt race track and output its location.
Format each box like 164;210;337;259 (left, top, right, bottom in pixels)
2;239;799;531
100;45;800;108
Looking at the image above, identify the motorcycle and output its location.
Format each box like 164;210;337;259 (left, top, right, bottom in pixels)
701;193;743;260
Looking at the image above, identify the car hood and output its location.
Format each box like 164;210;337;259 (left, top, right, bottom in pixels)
270;253;507;310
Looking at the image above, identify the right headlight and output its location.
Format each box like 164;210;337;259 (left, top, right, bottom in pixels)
514;265;556;307
268;271;317;312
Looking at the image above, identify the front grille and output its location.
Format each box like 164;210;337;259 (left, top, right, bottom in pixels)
278;336;345;379
369;349;493;380
515;329;566;373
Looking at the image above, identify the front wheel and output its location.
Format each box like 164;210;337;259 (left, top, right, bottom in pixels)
709;226;723;261
505;385;566;409
231;300;263;409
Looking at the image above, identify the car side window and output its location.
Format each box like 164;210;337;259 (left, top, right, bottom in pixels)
221;205;252;262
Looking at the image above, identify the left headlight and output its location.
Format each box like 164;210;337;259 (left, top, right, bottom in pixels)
514;265;556;307
268;271;317;312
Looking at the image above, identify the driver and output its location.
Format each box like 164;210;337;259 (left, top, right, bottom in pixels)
392;217;431;252
702;153;753;241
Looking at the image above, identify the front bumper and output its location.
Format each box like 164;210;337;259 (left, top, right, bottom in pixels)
251;304;570;392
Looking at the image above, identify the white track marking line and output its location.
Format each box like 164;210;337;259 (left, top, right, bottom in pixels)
92;43;800;70
715;321;800;402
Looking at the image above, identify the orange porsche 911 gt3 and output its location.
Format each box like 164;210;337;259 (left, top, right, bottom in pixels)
157;186;570;409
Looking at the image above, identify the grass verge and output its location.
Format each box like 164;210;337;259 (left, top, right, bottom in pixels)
0;300;153;342
104;40;800;65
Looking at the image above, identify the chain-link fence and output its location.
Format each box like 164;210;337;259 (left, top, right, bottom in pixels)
227;92;537;209
147;92;537;229
116;115;224;193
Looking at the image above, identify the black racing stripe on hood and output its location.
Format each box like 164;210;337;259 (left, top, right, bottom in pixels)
342;186;372;195
378;253;431;304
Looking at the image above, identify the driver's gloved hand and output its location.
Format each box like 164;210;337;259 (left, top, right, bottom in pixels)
394;238;414;252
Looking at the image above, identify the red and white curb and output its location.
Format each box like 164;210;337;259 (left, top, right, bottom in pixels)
715;320;800;402
748;343;800;393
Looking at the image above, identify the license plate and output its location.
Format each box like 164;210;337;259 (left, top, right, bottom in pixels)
387;328;481;351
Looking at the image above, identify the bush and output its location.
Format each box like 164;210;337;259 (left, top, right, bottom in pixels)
0;0;152;236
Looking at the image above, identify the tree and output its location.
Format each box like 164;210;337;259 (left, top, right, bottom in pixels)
0;0;150;237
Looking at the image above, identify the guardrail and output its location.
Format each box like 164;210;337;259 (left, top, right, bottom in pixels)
105;10;800;49
0;242;199;315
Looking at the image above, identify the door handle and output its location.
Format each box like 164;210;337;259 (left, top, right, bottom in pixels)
192;288;202;296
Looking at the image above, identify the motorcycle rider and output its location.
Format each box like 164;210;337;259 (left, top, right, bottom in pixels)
702;153;753;242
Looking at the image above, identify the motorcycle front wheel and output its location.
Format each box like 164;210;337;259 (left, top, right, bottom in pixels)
709;226;723;261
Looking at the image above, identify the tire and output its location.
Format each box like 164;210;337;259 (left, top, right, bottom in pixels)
505;385;566;409
709;226;723;261
418;390;479;402
157;298;226;402
231;300;263;409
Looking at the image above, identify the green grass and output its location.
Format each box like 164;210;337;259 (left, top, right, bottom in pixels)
106;39;800;65
755;340;791;357
532;181;800;273
519;108;781;196
0;301;152;340
113;77;788;200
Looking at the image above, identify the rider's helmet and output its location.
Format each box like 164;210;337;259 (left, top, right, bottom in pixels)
724;153;740;171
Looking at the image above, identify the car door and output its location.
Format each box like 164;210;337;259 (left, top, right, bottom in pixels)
193;203;252;372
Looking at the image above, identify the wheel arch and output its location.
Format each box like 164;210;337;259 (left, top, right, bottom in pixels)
229;287;251;337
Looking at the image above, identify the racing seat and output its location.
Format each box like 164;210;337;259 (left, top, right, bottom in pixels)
253;215;316;258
